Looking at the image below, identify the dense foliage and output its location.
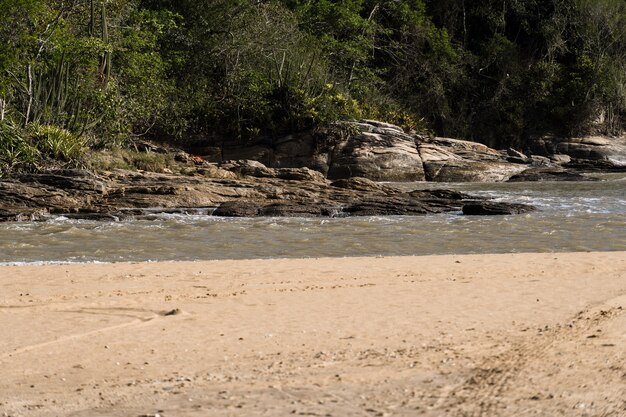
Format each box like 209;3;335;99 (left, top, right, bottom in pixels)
1;0;625;172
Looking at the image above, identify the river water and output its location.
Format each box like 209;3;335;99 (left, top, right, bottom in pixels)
1;174;624;264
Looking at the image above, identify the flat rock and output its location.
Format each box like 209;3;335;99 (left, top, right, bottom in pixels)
16;169;108;193
508;168;598;182
0;160;536;221
330;177;388;193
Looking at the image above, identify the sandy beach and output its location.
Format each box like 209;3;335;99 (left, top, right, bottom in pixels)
1;252;625;416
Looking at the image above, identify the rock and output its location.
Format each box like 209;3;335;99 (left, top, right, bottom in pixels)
330;177;387;193
530;155;553;166
507;148;528;159
220;159;275;178
134;141;168;154
221;160;326;182
274;168;326;182
16;169;108;193
259;203;341;217
418;138;527;182
0;149;535;221
407;189;471;201
0;179;83;211
462;201;536;215
556;136;626;169
327;120;425;181
507;167;598;182
505;148;531;164
213;201;262;217
196;165;238;179
549;154;571;165
60;212;122;221
0;208;48;222
272;133;331;174
208;120;426;181
174;151;191;163
529;135;626;171
342;199;432;216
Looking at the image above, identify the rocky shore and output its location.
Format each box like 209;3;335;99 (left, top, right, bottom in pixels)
0;167;534;222
2;120;624;221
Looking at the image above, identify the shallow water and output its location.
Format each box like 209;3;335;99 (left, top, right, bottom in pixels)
1;174;624;264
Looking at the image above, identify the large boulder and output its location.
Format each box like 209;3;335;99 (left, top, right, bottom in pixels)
528;136;626;171
418;137;527;182
327;120;425;181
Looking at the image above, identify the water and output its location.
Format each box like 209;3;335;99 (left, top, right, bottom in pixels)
1;174;624;264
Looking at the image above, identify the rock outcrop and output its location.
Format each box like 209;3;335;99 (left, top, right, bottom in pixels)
417;137;528;182
204;121;427;182
326;120;425;181
0;168;534;221
183;121;623;183
529;136;626;171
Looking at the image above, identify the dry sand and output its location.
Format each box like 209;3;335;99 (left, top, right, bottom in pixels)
0;252;625;417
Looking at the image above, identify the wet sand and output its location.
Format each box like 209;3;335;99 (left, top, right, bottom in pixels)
1;252;625;416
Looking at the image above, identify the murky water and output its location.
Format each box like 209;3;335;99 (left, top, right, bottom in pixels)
1;174;624;264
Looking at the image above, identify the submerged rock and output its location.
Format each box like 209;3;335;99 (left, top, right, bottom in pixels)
212;201;262;217
508;167;598;182
462;202;536;215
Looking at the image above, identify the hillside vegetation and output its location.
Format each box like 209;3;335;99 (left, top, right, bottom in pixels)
1;0;625;174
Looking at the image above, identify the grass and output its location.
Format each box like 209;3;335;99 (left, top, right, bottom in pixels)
89;148;178;173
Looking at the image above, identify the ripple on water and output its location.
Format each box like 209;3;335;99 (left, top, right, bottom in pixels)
1;176;625;264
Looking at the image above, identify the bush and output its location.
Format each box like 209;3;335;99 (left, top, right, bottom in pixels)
0;121;39;176
28;124;86;163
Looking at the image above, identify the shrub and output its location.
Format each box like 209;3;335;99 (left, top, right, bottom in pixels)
28;124;86;163
0;121;39;176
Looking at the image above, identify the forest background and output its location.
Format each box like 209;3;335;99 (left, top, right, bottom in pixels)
1;0;625;174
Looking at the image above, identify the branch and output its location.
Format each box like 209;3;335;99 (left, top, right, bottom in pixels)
35;1;77;60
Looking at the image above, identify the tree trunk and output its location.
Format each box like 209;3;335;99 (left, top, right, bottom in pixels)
0;97;5;121
24;64;33;127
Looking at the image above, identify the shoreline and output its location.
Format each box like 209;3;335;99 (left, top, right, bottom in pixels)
1;248;625;266
1;252;625;416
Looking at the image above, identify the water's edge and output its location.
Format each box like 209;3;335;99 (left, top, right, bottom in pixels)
2;174;624;265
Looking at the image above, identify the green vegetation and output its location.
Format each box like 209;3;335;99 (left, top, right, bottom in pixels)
89;148;177;173
1;0;625;174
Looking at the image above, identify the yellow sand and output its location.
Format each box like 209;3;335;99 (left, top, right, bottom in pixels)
1;252;625;416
